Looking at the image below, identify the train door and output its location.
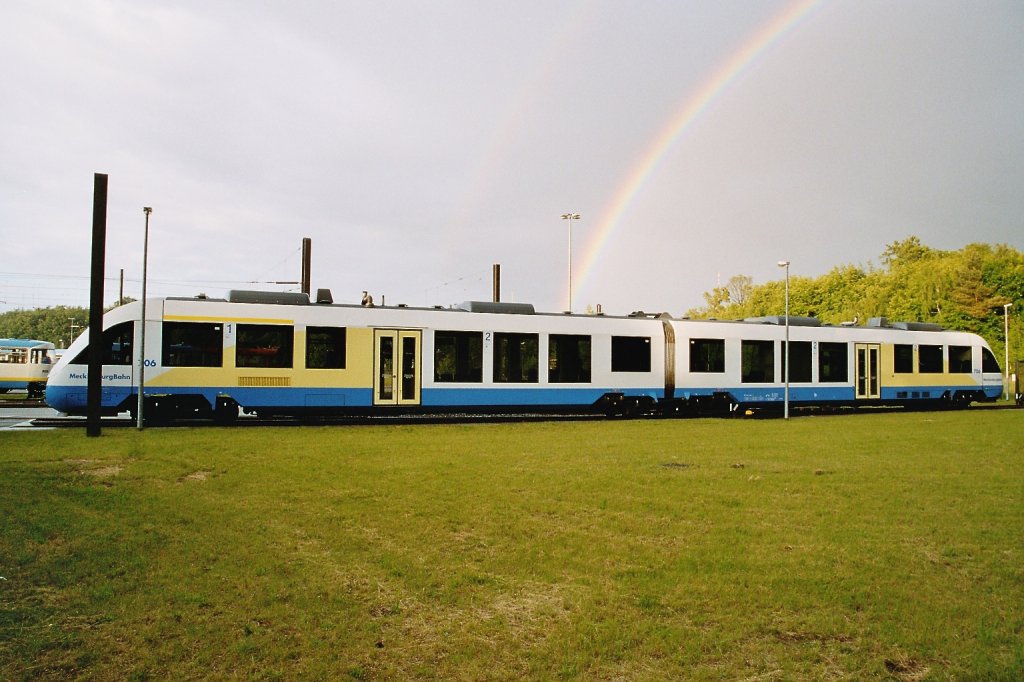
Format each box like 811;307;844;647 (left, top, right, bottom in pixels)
373;330;421;406
855;343;880;400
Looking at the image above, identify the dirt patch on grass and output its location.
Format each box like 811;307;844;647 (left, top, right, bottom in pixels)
884;653;930;681
67;460;122;478
366;579;574;676
180;470;212;483
86;465;122;478
773;629;853;644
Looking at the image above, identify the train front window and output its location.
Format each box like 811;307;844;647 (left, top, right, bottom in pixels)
689;339;724;373
741;340;774;383
163;322;223;367
982;347;1000;373
434;331;482;382
69;321;134;365
236;324;294;368
948;346;972;374
818;342;848;382
611;336;651;373
918;344;943;373
493;332;538;383
549;334;591;383
306;326;346;369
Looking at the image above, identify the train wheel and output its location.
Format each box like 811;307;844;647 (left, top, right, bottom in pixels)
214;398;239;424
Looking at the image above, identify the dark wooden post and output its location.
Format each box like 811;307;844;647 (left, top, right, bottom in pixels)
87;173;108;437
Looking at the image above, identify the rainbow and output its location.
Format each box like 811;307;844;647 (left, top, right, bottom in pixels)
569;0;826;309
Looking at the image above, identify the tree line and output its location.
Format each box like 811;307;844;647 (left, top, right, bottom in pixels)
0;300;132;349
688;237;1023;369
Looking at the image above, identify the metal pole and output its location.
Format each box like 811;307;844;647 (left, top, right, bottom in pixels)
778;260;791;419
137;207;151;430
561;213;580;312
1005;303;1013;401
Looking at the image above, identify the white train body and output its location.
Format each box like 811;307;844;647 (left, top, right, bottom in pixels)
44;291;1004;419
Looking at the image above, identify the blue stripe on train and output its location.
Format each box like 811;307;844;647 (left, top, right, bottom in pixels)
46;381;997;414
46;384;664;412
676;386;855;403
421;387;662;407
1;380;33;390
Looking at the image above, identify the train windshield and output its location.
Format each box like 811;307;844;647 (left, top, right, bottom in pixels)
981;347;1000;373
69;322;135;365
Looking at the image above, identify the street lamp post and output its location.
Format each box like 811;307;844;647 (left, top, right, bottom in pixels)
560;213;580;312
1005;303;1013;401
778;260;791;419
68;318;80;348
137;207;152;430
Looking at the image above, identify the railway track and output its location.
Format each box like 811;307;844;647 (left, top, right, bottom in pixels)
25;412;609;428
19;402;1019;429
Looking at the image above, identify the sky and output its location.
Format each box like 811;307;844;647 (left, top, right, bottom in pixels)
2;0;1023;317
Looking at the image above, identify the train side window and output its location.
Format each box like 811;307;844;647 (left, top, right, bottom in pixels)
611;336;651;373
162;322;223;367
894;344;914;373
918;344;943;373
741;340;774;383
236;324;294;368
549;334;591;383
981;347;1000;373
69;321;134;365
493;332;538;383
783;341;812;383
689;339;724;373
818;342;848;382
434;330;482;382
948;345;972;374
0;348;26;364
306;326;346;369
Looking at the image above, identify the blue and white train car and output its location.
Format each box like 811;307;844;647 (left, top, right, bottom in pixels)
44;290;1003;421
0;338;55;398
664;315;1003;412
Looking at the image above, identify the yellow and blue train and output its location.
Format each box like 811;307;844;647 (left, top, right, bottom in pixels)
44;289;1004;420
1;338;56;398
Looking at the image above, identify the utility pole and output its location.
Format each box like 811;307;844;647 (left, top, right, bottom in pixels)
137;207;152;430
560;213;580;312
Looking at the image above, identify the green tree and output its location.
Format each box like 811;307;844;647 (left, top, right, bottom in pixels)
0;299;133;348
687;239;1023;369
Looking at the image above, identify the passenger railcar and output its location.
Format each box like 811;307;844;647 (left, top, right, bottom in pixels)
44;290;1003;421
0;338;56;398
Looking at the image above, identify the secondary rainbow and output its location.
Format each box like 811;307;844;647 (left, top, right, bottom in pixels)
569;0;826;309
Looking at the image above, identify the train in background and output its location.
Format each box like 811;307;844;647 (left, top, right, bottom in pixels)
0;338;56;398
44;289;1004;422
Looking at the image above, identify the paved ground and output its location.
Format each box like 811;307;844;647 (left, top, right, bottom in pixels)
0;405;61;429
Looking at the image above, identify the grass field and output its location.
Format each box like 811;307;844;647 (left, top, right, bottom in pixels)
2;411;1022;680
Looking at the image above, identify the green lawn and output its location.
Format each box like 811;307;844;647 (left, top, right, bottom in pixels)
2;411;1022;680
